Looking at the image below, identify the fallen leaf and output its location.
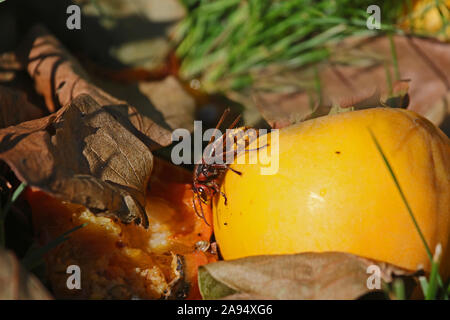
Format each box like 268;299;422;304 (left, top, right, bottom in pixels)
251;35;450;129
0;51;48;115
260;80;407;127
0;247;52;300
0;51;22;83
18;24;172;148
337;86;381;109
91;75;196;132
0;85;44;128
0;94;154;227
136;76;195;131
198;252;419;300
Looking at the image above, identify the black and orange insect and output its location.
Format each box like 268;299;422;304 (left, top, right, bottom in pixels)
192;109;263;224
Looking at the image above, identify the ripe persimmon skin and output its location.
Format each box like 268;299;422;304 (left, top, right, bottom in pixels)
214;108;450;277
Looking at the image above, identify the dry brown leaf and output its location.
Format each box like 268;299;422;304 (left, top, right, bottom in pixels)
0;51;48;116
0;85;44;128
91;75;196;132
253;35;450;130
0;94;153;227
338;86;381;109
199;252;419;300
0;51;22;83
136;77;196;132
0;248;52;300
17;24;172;148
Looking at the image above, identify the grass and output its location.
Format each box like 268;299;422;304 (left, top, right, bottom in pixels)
393;279;406;300
22;223;87;271
369;128;448;300
388;33;400;82
174;0;449;94
0;182;27;247
174;0;395;93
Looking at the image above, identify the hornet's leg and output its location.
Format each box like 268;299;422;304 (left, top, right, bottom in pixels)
221;191;228;205
193;192;210;226
210;181;228;206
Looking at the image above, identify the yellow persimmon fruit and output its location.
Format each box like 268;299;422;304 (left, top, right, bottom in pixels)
214;108;450;277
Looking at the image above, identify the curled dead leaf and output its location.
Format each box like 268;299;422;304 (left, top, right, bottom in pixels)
0;51;22;83
0;94;154;227
0;25;191;227
199;252;420;300
17;24;172;148
0;85;44;128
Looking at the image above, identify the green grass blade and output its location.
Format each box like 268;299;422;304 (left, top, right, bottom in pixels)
0;182;27;246
368;128;445;293
22;223;88;271
426;262;440;299
384;62;393;96
1;182;27;220
388;33;400;81
425;244;442;300
368;129;432;258
393;279;406;300
419;275;429;295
